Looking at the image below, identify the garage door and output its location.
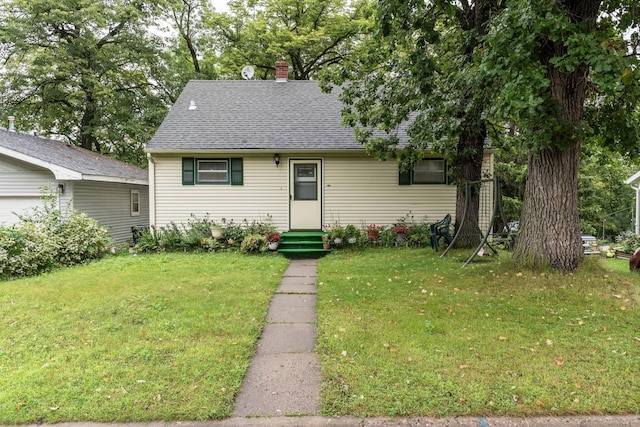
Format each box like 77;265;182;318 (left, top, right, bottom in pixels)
0;197;44;225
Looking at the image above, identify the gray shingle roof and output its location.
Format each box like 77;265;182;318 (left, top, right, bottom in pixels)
0;129;148;183
146;80;392;152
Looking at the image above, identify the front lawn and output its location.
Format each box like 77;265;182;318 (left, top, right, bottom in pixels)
0;252;288;424
317;249;640;417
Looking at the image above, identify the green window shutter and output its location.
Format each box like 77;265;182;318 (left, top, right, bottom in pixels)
230;158;243;185
182;158;195;185
399;168;412;185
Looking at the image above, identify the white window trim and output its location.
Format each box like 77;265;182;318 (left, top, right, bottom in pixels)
197;159;229;184
130;189;140;217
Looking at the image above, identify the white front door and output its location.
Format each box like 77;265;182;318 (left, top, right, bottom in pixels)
289;159;322;230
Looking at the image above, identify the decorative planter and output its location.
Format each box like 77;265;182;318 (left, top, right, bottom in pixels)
367;231;379;240
333;237;342;245
268;241;279;251
348;237;357;244
210;226;224;239
323;243;330;250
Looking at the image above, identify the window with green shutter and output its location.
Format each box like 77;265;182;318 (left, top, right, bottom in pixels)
182;157;243;185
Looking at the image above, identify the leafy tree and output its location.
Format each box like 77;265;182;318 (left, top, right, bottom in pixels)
0;0;167;166
482;0;640;271
321;0;503;248
207;0;371;80
154;0;219;104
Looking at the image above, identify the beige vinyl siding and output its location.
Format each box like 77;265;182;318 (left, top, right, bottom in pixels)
153;154;289;230
151;151;495;231
323;153;455;226
73;181;149;244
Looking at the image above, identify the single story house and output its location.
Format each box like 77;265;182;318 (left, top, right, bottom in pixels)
0;125;149;244
625;171;640;234
145;62;494;232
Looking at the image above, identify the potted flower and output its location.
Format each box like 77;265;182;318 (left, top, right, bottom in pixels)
394;225;411;242
322;234;330;250
265;230;281;251
344;224;358;244
367;224;381;240
329;224;344;245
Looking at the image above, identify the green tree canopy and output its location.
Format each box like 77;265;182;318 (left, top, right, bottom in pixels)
0;0;167;166
321;0;504;248
207;0;371;80
482;0;640;271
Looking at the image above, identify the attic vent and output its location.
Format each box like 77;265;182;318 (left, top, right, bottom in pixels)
188;100;197;111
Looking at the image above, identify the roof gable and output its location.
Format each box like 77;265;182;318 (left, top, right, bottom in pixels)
146;80;399;152
0;129;148;184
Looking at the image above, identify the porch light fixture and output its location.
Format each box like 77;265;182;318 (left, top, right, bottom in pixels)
273;153;280;167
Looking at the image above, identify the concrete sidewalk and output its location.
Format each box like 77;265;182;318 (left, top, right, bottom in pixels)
232;259;321;417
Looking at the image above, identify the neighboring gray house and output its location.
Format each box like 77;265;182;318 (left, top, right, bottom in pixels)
146;62;494;232
0;127;149;244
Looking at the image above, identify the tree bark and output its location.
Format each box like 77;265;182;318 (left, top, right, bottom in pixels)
453;119;486;248
514;145;582;271
450;0;494;249
513;0;601;272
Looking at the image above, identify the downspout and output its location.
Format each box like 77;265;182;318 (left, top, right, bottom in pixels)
147;153;156;228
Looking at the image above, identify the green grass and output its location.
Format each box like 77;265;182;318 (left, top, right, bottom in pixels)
0;252;289;423
317;249;640;417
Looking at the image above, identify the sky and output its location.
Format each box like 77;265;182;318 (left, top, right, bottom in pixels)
210;0;230;13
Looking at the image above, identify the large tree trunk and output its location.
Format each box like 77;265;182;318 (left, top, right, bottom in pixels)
512;0;600;272
453;122;486;248
450;0;494;249
514;145;582;271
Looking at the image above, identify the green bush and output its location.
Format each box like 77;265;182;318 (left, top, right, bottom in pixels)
240;234;268;254
221;218;246;248
0;188;112;279
622;234;640;254
0;222;58;278
55;212;111;266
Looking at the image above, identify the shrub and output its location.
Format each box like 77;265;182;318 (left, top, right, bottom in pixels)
0;186;112;279
221;218;246;248
55;212;111;266
240;234;268;254
622;234;640;254
0;222;58;278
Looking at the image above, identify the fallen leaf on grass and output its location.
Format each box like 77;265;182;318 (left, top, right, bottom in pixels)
556;357;564;366
535;400;544;407
546;339;553;346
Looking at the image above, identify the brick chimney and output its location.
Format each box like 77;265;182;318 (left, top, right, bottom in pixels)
275;61;288;82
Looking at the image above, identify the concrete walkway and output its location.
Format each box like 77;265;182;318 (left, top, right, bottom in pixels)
233;259;321;417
